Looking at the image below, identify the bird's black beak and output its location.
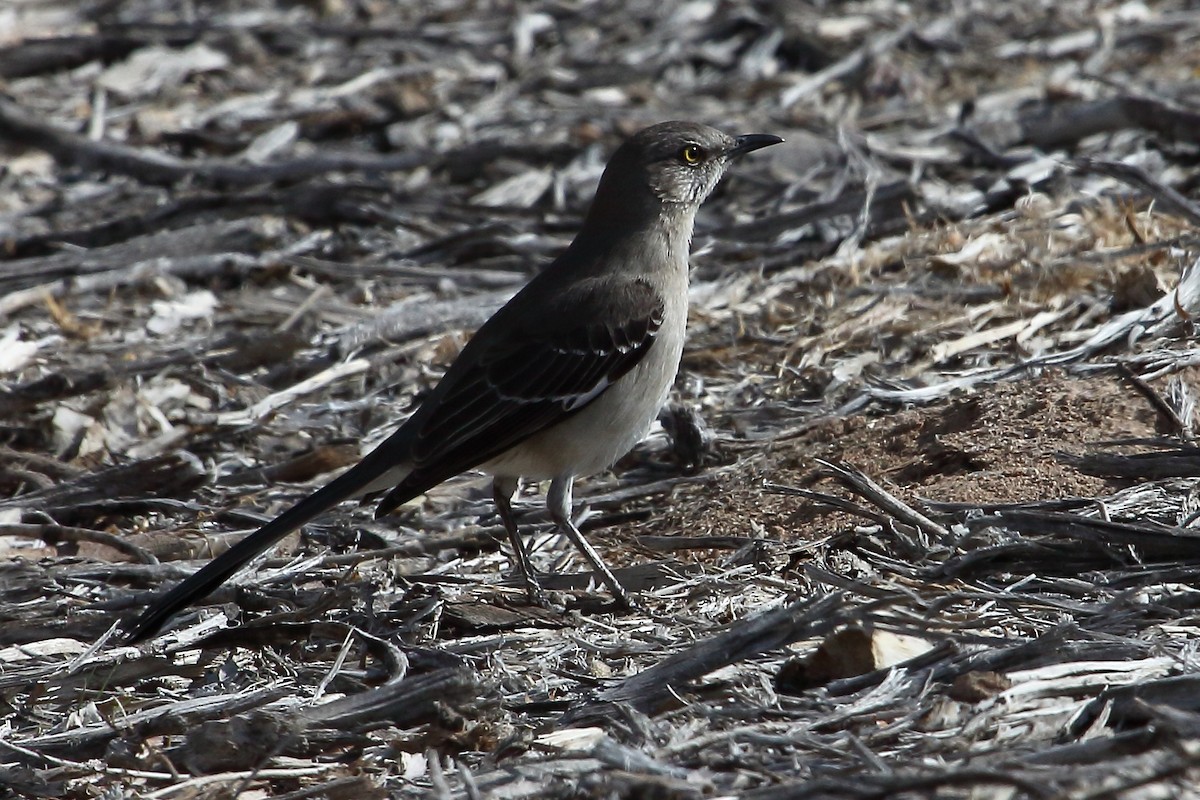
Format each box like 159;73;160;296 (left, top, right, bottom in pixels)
728;133;784;158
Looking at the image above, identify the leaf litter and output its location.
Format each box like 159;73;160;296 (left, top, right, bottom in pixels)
3;0;1200;797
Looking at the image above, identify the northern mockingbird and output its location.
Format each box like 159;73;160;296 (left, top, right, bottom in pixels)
126;121;782;642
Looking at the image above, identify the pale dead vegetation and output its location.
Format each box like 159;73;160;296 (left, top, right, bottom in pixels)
3;0;1200;797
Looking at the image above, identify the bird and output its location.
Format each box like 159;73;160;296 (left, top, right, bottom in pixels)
125;121;782;642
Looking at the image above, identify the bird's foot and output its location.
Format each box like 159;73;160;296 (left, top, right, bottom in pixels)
563;591;643;616
519;572;553;609
610;587;644;614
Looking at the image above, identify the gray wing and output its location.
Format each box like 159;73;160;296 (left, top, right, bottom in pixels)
374;275;665;514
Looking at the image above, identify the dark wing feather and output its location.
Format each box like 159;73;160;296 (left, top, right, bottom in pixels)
375;276;665;514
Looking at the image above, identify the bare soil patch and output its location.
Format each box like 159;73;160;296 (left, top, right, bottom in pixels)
4;0;1200;798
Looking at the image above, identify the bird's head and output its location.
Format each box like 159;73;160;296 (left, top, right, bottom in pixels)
598;121;783;211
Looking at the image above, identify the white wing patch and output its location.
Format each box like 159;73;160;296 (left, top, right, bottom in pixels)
564;376;611;410
492;375;613;410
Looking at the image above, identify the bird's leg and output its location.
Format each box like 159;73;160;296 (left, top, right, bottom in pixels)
492;476;548;606
547;477;636;609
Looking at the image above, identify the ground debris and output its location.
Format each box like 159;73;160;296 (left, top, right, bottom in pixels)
4;0;1200;797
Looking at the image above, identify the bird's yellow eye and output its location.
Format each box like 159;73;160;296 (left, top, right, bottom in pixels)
681;144;704;165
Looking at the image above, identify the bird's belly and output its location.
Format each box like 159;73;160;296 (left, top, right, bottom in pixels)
482;320;686;481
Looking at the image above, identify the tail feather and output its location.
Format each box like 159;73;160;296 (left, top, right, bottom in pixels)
124;449;404;643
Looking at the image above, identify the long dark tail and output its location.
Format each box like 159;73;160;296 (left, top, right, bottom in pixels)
124;448;404;643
